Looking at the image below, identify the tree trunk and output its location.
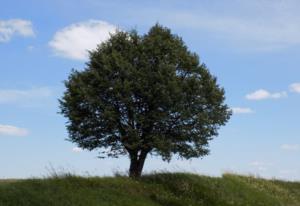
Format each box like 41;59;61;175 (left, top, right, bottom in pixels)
129;150;148;178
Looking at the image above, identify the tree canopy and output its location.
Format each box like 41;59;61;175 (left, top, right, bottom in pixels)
59;24;231;177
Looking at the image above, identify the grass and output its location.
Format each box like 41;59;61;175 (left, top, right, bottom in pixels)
0;172;299;206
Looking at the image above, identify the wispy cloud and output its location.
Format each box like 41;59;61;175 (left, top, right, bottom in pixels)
232;107;254;114
279;169;297;175
289;83;300;93
164;12;300;50
250;161;273;167
72;147;83;153
129;0;300;50
249;161;273;172
281;144;300;151
0;19;34;42
246;89;287;100
279;169;298;180
49;20;117;60
0;87;52;104
0;124;29;137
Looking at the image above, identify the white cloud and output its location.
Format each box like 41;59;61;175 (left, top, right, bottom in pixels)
279;169;297;175
249;161;273;172
278;169;299;180
49;20;117;60
72;147;83;153
281;144;300;151
129;1;300;50
250;161;272;167
27;45;34;51
0;19;34;42
246;89;287;100
232;107;254;114
289;83;300;93
164;12;300;50
0;124;29;137
0;87;52;104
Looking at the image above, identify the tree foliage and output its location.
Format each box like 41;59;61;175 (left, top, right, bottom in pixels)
60;24;231;177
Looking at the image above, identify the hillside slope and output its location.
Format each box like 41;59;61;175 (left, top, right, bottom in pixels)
0;173;299;206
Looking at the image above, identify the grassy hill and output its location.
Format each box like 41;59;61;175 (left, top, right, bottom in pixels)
0;172;299;206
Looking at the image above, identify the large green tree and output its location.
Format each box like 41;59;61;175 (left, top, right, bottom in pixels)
60;24;231;178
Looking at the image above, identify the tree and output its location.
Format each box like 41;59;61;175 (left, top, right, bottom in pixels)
59;24;231;178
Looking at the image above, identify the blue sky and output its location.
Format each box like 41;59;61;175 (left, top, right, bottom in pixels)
1;0;300;180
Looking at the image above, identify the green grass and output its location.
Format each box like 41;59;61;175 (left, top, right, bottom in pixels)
0;172;299;206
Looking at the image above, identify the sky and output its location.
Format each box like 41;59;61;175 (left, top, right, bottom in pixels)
1;0;300;180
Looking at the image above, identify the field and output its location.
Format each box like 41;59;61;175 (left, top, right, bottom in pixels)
0;172;299;206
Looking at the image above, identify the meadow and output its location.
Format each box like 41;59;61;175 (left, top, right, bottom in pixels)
0;172;299;206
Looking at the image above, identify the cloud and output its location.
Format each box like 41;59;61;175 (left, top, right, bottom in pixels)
126;1;300;50
246;89;287;100
289;83;300;93
72;147;83;153
249;161;272;172
278;169;298;180
281;144;300;151
0;87;52;104
250;161;272;167
27;45;34;51
49;20;117;60
163;12;300;50
0;124;29;137
232;107;254;114
279;169;297;175
0;19;34;42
